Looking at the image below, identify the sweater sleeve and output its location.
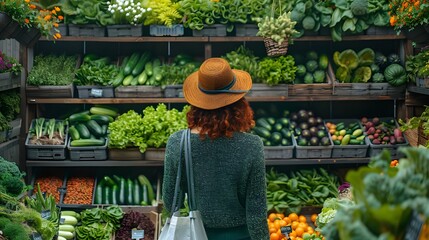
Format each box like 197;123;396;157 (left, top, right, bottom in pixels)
162;131;181;213
246;138;269;240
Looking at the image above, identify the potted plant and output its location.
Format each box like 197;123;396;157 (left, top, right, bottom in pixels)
0;51;22;89
105;0;152;37
254;1;298;57
389;0;429;43
144;0;184;36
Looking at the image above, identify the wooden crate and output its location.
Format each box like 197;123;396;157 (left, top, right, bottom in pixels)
115;86;163;98
114;207;159;240
418;125;428;147
144;148;165;161
0;72;21;91
107;24;143;37
26;84;74;98
109;148;144;161
288;83;333;96
68;24;106;37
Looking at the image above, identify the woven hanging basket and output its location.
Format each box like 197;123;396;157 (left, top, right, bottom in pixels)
263;37;289;57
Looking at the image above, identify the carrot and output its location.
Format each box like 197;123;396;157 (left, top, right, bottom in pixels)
63;177;95;205
35;176;63;203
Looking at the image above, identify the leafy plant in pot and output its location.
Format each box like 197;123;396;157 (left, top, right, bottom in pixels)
254;0;298;57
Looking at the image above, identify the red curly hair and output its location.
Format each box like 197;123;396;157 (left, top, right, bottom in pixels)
187;98;255;140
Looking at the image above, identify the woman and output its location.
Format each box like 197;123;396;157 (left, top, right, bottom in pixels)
162;58;269;240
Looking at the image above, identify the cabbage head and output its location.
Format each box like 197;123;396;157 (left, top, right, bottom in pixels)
336;66;351;83
339;49;359;70
352;66;372;83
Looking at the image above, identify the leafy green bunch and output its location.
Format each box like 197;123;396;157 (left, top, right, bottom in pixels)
222;45;260;82
27;54;77;86
62;0;113;25
0;89;20;122
143;0;182;26
322;147;429;239
405;48;429;82
257;55;297;85
108;109;146;150
141;104;189;151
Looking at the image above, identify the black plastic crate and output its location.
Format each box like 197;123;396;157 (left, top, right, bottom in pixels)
68;138;108;161
76;86;115;98
192;24;227;37
150;24;184;36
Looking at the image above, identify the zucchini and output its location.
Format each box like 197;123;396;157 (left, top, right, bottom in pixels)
137;71;148;85
153;66;163;82
90;114;114;124
267;117;276;126
118;177;125;204
60;211;79;218
61;215;78;226
144;61;153;76
147;75;156;85
103;176;116;187
122;74;134;86
123;53;140;75
101;124;108;136
58;230;74;240
131;52;150;76
133;179;141;205
69;111;91;124
120;56;130;70
126;178;134;205
280;128;292;139
137;175;155;203
57;236;67;240
152;58;161;69
70;138;105;147
89;106;117;118
270;132;282;145
142;184;148;205
76;123;91;139
59;225;75;233
85;120;103;137
68;126;80;140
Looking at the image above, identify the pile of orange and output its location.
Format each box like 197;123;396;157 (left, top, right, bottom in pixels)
267;212;321;240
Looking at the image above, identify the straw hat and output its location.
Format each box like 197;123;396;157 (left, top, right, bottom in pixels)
183;58;252;110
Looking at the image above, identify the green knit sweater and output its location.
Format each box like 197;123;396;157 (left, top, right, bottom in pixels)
162;130;269;240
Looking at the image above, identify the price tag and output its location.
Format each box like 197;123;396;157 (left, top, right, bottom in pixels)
281;226;292;235
404;211;424;240
41;210;51;219
31;232;42;240
90;88;103;98
131;229;144;239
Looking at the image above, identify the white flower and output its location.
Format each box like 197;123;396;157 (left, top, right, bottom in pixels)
126;13;130;16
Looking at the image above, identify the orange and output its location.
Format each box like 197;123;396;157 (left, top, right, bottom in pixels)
291;221;299;230
295;227;304;237
274;219;281;229
331;134;337;140
279;220;287;227
270;232;281;240
289;231;297;237
298;215;307;223
269;213;278;222
289;213;299;222
298;222;308;230
268;222;275;229
269;227;277;234
311;214;318;223
276;213;285;219
290;237;296;240
283;217;291;224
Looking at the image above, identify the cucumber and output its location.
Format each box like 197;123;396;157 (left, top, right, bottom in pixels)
58;230;74;240
104;185;111;204
142;184;148;205
133;179;141;205
266;117;276;126
90;115;114;125
144;61;153;76
112;71;125;87
153;66;163;82
120;56;130;70
76;123;91;139
270;132;282;145
122;74;134;86
152;58;161;69
147;75;156;85
59;225;75;233
94;183;103;204
103;176;116;187
60;211;79;218
118;177;125;204
61;215;78;226
69;111;91;123
90;106;117;118
253;126;271;139
137;71;148;85
101;124;108;136
68;126;80;140
126;178;134;205
111;185;118;205
130;76;139;86
85;120;103;137
70;138;105;147
131;52;150;76
256;118;272;131
123;53;140;75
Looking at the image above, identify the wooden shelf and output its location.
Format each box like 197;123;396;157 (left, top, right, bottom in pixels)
27;158;370;167
408;86;429;96
40;34;406;43
27;95;400;104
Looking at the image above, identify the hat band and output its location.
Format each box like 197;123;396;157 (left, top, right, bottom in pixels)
198;75;248;95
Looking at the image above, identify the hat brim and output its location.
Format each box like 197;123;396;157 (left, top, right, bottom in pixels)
183;69;252;110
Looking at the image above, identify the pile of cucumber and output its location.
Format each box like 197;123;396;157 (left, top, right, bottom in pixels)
112;52;164;87
58;210;79;240
68;106;117;147
252;117;294;146
93;174;155;206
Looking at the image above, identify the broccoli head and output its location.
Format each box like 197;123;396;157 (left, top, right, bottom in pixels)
0;157;25;196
